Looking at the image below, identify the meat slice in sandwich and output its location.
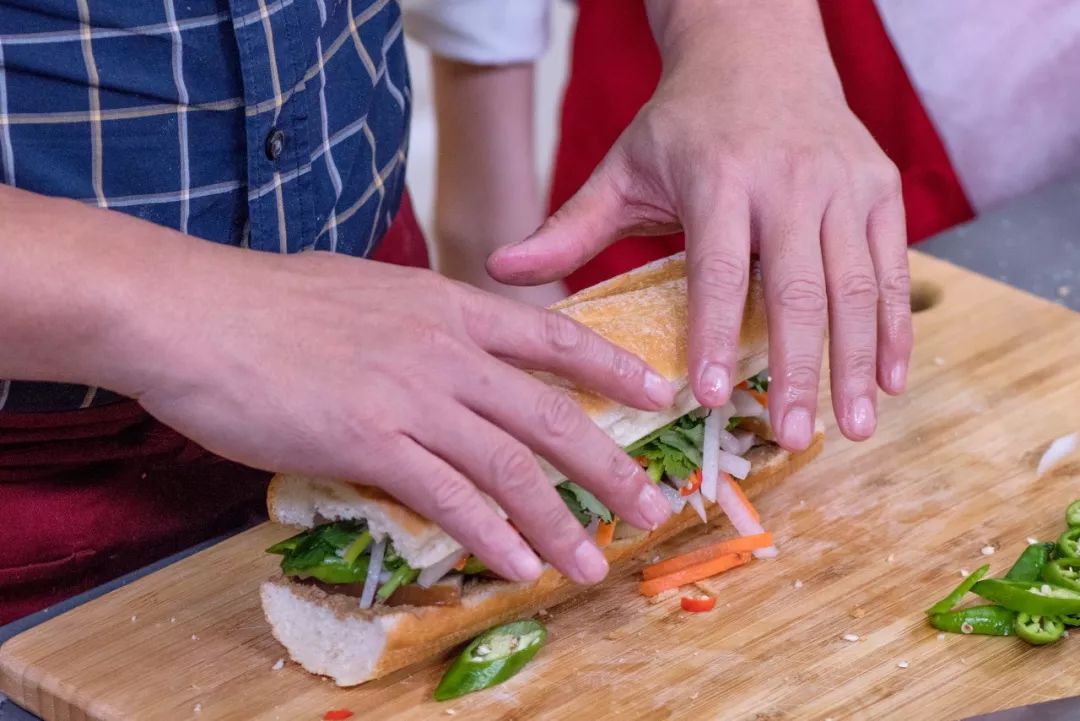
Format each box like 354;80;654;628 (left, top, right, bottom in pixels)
260;252;825;686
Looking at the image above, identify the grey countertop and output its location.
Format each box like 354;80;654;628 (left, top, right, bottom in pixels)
2;174;1078;721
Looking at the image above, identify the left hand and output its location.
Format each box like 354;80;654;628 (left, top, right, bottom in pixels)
486;0;912;450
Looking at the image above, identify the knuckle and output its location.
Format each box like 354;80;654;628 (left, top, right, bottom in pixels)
542;312;583;353
879;265;912;302
695;252;750;299
488;443;539;492
609;349;642;383
429;476;475;519
607;450;643;488
834;270;879;310
781;358;821;395
844;349;877;380
540;501;583;540
536;390;582;439
870;159;902;198
775;274;828;315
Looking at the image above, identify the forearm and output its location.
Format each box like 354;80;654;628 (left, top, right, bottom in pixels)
430;56;565;303
645;0;841;92
0;185;200;393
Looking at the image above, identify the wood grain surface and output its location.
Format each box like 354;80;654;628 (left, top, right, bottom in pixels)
3;251;1079;721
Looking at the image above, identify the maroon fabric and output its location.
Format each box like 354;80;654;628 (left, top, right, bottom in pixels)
549;0;975;293
0;190;429;624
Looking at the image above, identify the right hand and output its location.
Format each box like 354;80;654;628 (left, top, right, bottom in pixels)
120;248;674;585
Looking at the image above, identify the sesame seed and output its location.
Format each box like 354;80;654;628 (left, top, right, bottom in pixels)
170;617;176;623
1026;537;1039;546
130;615;137;623
959;569;970;578
842;633;860;642
475;645;490;656
961;623;974;634
933;357;945;366
445;710;457;716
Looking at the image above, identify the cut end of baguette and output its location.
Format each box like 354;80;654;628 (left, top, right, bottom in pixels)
261;425;824;687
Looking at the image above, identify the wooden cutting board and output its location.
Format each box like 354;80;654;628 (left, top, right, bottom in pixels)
3;251;1080;721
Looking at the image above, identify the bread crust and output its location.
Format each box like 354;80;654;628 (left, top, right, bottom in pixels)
261;428;824;686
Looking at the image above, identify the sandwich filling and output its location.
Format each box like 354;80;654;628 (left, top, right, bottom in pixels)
268;371;773;609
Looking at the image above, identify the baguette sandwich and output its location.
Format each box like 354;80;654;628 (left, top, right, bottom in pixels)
260;252;825;686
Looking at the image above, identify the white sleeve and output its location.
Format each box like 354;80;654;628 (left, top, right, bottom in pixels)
401;0;551;65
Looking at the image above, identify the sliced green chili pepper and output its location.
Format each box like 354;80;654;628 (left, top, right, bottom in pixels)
341;530;373;565
376;564;420;601
1059;527;1080;559
929;605;1015;636
1004;543;1055;582
646;460;664;483
462;556;488;575
1060;612;1080;627
970;578;1080;616
1041;558;1080;592
266;530;306;555
1066;499;1080;529
1014;613;1065;645
434;620;547;701
926;564;990;615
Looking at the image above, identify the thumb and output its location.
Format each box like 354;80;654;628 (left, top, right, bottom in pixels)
487;159;627;286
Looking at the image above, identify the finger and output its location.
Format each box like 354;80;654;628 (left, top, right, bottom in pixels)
374;435;544;583
684;184;752;407
759;202;829;452
412;402;608;585
457;354;672;532
866;194;912;395
486;157;626;286
821;195;879;441
460;292;675;411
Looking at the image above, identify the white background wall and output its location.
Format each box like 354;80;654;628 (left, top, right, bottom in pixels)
402;2;578;261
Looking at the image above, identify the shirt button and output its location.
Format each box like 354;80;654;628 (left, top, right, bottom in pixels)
265;128;285;161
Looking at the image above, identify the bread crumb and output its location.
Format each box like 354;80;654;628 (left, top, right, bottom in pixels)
1027;537;1039;546
842;633;860;642
690;692;700;700
271;658;285;671
647;588;680;605
936;633;946;641
897;660;909;669
130;615;137;623
193;703;202;714
849;606;867;619
959;569;970;578
191;634;199;641
981;545;996;556
793;579;803;589
170;617;176;623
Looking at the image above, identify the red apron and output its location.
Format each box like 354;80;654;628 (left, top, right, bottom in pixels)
550;0;975;293
0;191;429;624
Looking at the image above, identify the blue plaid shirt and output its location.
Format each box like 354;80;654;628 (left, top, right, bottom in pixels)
0;0;411;412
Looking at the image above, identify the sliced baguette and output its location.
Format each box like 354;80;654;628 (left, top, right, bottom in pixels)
261;427;823;686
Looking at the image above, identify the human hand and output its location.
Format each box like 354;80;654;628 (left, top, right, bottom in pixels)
487;0;912;451
122;248;674;585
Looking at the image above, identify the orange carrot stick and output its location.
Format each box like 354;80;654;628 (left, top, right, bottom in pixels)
736;380;768;407
595;520;616;547
642;534;772;580
639;552;751;596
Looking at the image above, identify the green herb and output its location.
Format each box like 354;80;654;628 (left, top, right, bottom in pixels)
377;564;421;601
746;371;769;393
557;481;612;524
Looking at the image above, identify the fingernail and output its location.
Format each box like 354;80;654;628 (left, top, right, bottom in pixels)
639;483;671;528
889;362;907;394
781;407;813;450
698;363;731;405
573;540;609;584
507;546;543;582
644;371;675;408
850;396;876;439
